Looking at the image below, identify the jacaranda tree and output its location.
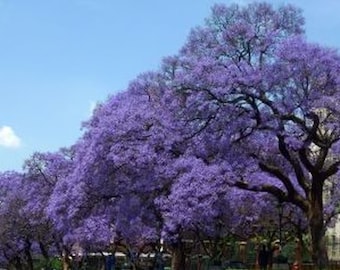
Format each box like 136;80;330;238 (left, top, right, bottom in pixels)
169;2;340;268
50;72;185;268
1;2;340;270
24;150;76;270
0;171;29;270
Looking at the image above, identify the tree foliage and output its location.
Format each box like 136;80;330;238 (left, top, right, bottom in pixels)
0;2;339;270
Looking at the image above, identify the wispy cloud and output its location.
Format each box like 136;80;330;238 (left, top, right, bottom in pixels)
0;126;21;148
89;101;97;116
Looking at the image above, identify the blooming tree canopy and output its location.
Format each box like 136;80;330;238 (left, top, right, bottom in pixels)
168;2;340;267
1;2;340;270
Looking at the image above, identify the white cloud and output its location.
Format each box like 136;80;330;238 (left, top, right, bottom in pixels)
89;101;97;115
0;126;21;148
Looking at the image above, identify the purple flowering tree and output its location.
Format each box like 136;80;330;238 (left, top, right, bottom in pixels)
23;150;76;270
169;2;340;267
0;171;35;270
44;143;114;270
48;72;184;269
157;156;268;265
2;3;339;270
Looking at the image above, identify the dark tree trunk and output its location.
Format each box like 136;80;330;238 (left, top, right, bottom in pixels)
171;241;186;270
14;256;23;270
24;239;34;270
310;217;328;269
309;178;328;270
39;241;52;270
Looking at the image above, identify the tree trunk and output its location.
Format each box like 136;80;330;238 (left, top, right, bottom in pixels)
171;241;186;270
309;180;328;270
24;251;34;270
62;247;72;270
39;241;52;270
310;222;328;270
14;256;23;270
24;239;34;270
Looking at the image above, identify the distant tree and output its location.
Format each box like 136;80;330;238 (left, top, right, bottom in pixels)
0;171;34;270
169;2;340;268
23;150;75;270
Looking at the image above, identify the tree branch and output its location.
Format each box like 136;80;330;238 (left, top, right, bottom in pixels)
258;161;296;197
234;180;309;212
320;160;340;181
234;180;286;202
276;135;309;195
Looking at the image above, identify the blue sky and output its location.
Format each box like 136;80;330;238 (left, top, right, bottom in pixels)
0;0;339;172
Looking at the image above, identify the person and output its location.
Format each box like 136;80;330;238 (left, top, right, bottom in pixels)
258;244;269;270
154;251;165;270
105;253;116;270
